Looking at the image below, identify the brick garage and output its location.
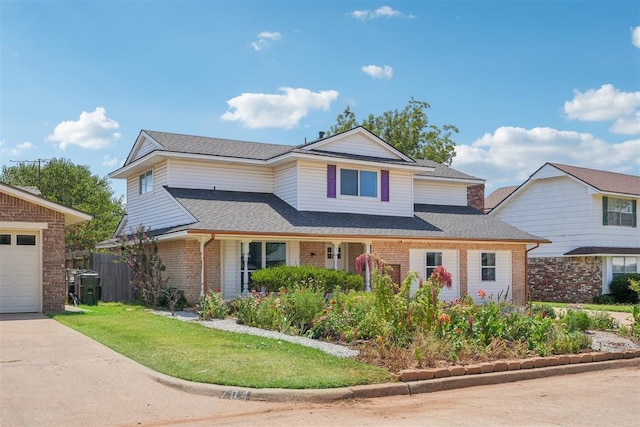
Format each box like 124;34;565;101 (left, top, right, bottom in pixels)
0;183;91;313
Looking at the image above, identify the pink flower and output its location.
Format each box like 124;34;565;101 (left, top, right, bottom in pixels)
438;313;451;325
478;289;487;299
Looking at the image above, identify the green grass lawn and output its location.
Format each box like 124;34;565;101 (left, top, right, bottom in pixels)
51;303;392;389
533;301;636;313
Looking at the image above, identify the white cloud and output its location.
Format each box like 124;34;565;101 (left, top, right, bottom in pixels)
564;84;640;134
0;141;35;157
349;6;410;20
251;31;282;51
632;26;640;48
101;155;120;167
47;107;120;150
221;87;339;129
361;65;393;79
452;126;640;190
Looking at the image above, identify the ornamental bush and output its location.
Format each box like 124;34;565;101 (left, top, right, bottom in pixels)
609;273;640;304
249;265;364;294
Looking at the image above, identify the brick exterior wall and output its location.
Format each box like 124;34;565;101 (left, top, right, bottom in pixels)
370;240;527;305
528;256;602;303
0;192;66;313
467;184;485;212
299;241;326;268
157;239;202;305
346;242;364;273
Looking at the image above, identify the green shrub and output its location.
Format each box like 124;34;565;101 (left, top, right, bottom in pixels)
157;286;187;311
196;291;229;320
530;303;556;319
250;265;364;294
588;311;618;330
592;294;617;304
560;309;591;332
609;274;640;304
279;286;326;334
550;326;591;354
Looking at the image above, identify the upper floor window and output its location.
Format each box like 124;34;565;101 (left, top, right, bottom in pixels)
139;170;153;194
481;252;496;281
340;168;377;197
612;257;637;279
603;197;636;227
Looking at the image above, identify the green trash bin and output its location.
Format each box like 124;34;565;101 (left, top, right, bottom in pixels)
78;272;101;305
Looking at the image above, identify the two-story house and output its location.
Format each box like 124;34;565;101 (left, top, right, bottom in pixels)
107;127;547;305
488;162;640;303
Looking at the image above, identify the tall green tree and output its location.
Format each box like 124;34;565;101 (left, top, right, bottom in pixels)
326;98;458;165
1;158;124;251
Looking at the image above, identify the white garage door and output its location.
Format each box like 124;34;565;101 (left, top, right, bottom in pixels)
0;231;41;313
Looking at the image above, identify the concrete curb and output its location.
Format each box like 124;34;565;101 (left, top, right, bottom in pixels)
151;356;640;403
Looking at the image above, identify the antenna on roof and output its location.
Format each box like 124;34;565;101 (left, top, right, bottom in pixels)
10;158;51;187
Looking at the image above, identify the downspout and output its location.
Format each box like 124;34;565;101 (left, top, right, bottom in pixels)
525;243;540;304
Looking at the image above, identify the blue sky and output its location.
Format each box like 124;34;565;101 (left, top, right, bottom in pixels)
1;1;639;200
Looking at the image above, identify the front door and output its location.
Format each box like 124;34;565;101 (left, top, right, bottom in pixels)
325;243;346;270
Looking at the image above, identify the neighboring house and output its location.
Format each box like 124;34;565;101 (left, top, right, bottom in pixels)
484;186;517;214
105;127;547;305
488;162;640;303
0;183;92;313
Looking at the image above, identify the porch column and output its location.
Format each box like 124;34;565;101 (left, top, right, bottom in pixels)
331;241;341;270
241;240;251;297
364;241;372;292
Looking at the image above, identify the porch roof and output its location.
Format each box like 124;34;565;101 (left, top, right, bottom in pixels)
162;187;547;243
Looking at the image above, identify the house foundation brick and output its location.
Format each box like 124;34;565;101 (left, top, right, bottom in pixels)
157;239;202;305
299;242;326;268
528;256;602;303
0;192;66;313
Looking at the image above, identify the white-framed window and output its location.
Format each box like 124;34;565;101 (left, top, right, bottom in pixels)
139;170;153;194
240;242;287;283
327;246;342;259
340;168;377;197
426;251;442;279
481;252;496;281
612;257;637;279
604;197;635;227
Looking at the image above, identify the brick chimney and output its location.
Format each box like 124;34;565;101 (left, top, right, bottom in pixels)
467;184;485;213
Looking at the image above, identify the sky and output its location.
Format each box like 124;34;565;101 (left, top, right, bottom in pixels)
1;0;639;201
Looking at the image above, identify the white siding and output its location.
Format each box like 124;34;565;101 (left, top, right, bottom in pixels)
413;180;468;206
467;250;512;302
132;137;158;162
312;134;403;160
297;160;414;217
125;163;194;232
222;240;239;300
168;159;273;192
493;177;640;256
274;163;298;208
409;249;460;301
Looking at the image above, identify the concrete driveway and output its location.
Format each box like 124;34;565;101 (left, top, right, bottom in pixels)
1;313;639;426
0;313;274;426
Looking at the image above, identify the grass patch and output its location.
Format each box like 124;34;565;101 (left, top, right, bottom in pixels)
51;303;392;389
533;301;636;314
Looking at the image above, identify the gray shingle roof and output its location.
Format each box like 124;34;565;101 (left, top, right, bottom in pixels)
549;163;640;197
144;130;294;160
163;187;546;242
564;246;640;255
414;159;483;181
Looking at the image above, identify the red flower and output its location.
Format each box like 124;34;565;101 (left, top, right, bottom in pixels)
430;265;453;288
478;289;487;299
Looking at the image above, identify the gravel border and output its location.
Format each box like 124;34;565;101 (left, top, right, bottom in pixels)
151;310;359;358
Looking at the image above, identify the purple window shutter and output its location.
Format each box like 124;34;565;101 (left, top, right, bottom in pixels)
327;164;336;198
381;170;389;202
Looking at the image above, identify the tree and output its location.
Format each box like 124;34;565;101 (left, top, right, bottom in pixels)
326;98;458;165
1;158;125;250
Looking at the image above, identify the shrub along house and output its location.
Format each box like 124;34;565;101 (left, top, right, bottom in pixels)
104;127;547;305
488;163;640;303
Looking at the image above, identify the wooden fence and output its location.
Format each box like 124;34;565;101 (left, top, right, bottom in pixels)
91;252;134;302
